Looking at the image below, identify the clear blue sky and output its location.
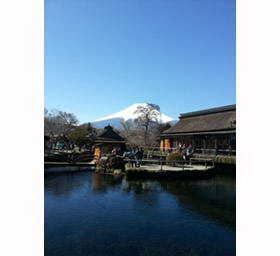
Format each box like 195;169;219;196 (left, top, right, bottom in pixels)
45;0;235;123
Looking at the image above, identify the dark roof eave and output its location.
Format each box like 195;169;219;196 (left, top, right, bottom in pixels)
94;140;126;143
179;104;236;119
161;129;236;137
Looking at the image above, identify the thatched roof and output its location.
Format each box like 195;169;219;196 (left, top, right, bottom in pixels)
95;125;125;143
179;104;236;118
162;104;236;136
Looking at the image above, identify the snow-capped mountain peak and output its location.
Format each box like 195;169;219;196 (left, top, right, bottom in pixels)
92;103;175;129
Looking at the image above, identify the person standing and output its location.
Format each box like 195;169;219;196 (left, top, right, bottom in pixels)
134;148;140;167
111;147;117;155
186;144;193;157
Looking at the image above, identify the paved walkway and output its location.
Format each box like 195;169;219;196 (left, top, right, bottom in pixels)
133;164;213;172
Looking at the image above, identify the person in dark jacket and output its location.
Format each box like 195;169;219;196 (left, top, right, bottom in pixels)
135;148;144;167
186;144;193;157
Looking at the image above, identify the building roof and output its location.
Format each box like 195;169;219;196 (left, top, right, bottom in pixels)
179;104;236;119
162;104;236;136
94;139;125;144
96;125;125;143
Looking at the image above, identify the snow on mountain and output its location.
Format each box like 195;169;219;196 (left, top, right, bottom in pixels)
92;103;176;129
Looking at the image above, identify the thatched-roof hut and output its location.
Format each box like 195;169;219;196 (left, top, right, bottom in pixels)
93;125;126;159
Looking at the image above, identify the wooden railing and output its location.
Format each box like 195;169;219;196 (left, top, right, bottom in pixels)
194;148;236;156
44;150;94;164
124;157;214;171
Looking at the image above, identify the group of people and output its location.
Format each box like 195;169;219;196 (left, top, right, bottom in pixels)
111;146;123;156
178;143;193;160
110;147;144;167
109;143;193;167
124;147;144;168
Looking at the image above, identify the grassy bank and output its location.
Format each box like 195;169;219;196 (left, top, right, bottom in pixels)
193;154;236;165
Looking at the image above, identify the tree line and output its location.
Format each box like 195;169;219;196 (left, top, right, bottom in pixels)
44;103;172;151
44;108;96;151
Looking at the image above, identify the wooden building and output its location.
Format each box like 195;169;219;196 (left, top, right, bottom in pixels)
93;125;126;159
160;105;236;156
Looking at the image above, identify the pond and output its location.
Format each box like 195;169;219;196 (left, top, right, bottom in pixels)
45;171;235;256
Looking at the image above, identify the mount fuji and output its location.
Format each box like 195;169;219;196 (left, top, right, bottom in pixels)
91;103;176;129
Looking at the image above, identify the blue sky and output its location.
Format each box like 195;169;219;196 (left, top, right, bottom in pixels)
45;0;235;123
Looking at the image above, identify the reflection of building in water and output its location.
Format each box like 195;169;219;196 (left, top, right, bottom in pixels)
91;173;123;193
91;172;105;192
90;173;235;229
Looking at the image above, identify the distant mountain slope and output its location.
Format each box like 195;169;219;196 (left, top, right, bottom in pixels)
92;103;176;129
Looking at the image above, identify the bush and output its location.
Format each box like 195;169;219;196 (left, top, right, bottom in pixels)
96;155;125;172
166;152;183;166
107;155;125;170
144;150;168;159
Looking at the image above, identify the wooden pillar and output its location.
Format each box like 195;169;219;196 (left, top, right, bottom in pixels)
94;146;101;159
214;136;218;156
165;139;171;151
203;137;206;155
192;137;195;150
228;136;232;156
160;139;164;151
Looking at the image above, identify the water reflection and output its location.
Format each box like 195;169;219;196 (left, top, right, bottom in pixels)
44;172;91;197
91;173;123;193
122;180;160;207
158;176;236;229
45;172;235;228
45;171;235;256
123;175;236;229
90;173;161;207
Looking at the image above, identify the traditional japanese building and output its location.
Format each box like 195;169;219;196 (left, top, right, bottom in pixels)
93;125;126;159
160;105;236;156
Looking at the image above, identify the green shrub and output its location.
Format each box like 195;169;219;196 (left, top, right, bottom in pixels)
166;152;183;165
107;155;125;170
144;150;168;157
96;155;125;172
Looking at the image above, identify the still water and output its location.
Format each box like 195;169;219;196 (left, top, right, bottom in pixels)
45;171;235;256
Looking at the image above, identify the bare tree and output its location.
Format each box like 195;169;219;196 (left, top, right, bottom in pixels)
44;109;59;136
45;109;78;136
134;103;161;146
53;110;79;135
119;120;142;148
120;119;136;133
44;108;79;149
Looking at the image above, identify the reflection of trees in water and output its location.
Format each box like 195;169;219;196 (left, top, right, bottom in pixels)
121;179;160;193
45;172;91;197
46;172;235;229
121;179;160;207
91;173;123;194
124;175;236;229
159;175;236;229
90;174;160;207
183;175;236;209
91;173;160;205
90;174;159;210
